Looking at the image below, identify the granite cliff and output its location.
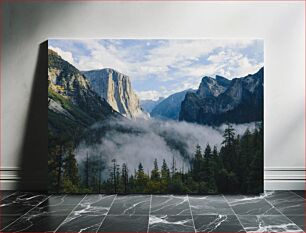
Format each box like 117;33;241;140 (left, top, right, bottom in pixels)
83;69;144;119
179;67;263;125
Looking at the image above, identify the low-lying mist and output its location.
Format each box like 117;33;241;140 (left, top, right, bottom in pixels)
75;117;257;179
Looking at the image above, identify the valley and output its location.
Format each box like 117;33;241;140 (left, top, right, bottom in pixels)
48;45;263;194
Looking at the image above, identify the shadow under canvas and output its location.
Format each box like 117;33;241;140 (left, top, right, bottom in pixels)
17;41;48;191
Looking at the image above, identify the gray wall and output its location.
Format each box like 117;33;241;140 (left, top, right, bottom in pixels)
1;1;304;190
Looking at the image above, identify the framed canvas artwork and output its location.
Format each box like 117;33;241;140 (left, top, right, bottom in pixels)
48;39;263;194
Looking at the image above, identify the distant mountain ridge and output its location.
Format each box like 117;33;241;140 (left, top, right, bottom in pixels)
83;68;144;119
140;97;165;113
151;89;195;120
179;67;264;125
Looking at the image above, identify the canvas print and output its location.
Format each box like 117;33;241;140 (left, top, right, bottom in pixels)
48;39;263;194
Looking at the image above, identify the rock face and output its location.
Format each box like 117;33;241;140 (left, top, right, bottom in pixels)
196;75;230;98
48;49;117;138
151;89;195;120
179;67;263;125
83;69;144;119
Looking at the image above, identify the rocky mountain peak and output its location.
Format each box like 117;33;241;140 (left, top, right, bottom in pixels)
215;75;231;87
48;49;91;99
48;48;117;137
179;67;264;125
83;68;144;119
197;75;229;98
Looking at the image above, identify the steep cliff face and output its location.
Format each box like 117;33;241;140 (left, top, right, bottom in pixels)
179;67;263;125
48;49;117;140
196;75;230;98
83;68;144;119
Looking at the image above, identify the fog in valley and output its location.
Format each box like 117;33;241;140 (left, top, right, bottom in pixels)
75;117;258;179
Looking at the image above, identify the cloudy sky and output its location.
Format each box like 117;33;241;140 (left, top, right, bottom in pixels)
48;39;263;100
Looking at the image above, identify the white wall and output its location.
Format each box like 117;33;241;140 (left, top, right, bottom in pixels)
0;1;304;190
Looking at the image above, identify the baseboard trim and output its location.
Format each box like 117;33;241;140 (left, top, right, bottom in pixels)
265;167;305;171
264;180;305;190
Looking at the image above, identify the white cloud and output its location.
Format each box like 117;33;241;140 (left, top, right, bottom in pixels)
203;49;263;78
48;46;76;67
131;39;261;83
136;90;162;101
49;39;263;100
74;40;130;72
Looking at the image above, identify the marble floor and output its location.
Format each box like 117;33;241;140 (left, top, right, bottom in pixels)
0;190;304;232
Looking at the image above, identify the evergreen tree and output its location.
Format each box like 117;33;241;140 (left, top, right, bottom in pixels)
202;144;217;193
121;163;129;193
204;144;212;159
220;123;238;172
63;145;80;191
57;145;64;193
138;162;144;175
94;122;263;195
168;174;184;194
135;162;148;192
48;145;62;192
85;152;89;188
192;144;203;182
212;145;222;169
129;174;135;193
160;159;170;193
116;164;120;192
222;123;235;146
246;124;263;193
151;159;160;181
171;155;177;178
97;155;103;193
161;159;170;180
194;144;202;160
237;129;252;192
110;159;120;193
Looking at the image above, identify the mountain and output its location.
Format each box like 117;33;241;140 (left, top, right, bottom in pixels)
48;49;117;142
196;75;230;98
140;97;165;113
151;89;195;120
179;68;263;125
83;68;144;119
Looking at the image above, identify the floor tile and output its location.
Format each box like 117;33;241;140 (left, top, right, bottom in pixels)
224;195;280;215
46;194;86;205
55;195;115;232
56;214;105;232
28;195;84;216
189;195;234;215
151;195;191;216
0;191;16;201
74;194;116;215
108;195;150;215
149;215;195;232
0;191;304;232
0;192;49;215
98;215;148;232
0;195;83;232
238;215;303;233
286;215;305;230
0;215;23;231
193;215;245;232
265;191;304;215
292;191;305;199
1;214;66;232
